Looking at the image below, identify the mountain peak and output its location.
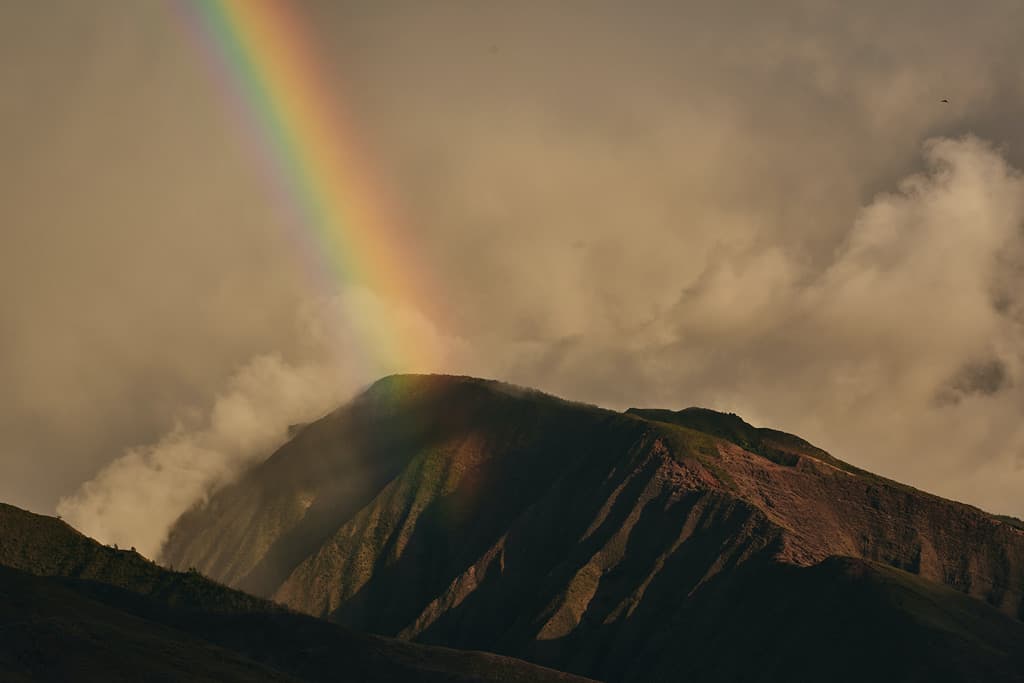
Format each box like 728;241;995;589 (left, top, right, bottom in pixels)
357;373;582;409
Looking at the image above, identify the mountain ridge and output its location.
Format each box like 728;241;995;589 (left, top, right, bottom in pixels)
0;501;596;682
161;374;1024;681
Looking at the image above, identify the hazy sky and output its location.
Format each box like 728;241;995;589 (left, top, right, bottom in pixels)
3;1;1024;554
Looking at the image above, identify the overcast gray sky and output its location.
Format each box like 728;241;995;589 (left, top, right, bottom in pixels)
3;1;1024;555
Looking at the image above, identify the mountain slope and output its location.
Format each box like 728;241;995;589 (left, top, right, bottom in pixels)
0;565;299;683
623;556;1024;683
0;503;594;683
162;374;1024;681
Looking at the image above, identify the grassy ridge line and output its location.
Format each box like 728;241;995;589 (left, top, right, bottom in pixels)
0;502;597;683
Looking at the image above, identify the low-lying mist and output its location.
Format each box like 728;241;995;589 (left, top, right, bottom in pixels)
57;288;466;557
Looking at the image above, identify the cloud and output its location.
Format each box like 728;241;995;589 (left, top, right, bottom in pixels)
502;135;1024;516
56;287;462;558
55;352;343;558
934;358;1010;406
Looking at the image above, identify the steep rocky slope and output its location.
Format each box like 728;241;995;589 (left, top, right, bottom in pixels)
163;374;1024;681
0;503;594;683
630;406;1024;611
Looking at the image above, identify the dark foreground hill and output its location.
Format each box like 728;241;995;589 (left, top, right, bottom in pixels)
163;374;1024;682
0;503;594;683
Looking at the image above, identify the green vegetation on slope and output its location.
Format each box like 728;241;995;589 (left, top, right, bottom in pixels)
0;502;596;683
651;421;737;490
627;406;833;467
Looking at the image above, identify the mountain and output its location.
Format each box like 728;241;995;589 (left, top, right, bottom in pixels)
0;502;594;682
162;374;1024;682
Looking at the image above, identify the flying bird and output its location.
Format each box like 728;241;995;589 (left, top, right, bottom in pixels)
941;98;949;103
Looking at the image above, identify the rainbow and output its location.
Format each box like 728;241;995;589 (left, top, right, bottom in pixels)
174;0;438;373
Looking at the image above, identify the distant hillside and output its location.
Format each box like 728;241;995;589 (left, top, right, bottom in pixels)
0;503;594;683
162;374;1024;681
0;502;269;614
